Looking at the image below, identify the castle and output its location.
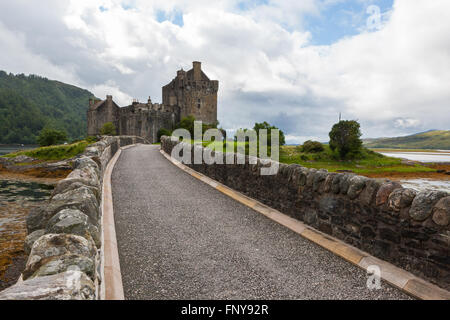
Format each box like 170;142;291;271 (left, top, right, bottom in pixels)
87;61;219;143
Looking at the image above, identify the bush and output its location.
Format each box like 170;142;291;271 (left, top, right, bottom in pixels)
100;122;116;136
157;128;172;142
175;116;196;136
300;140;324;153
329;120;363;159
86;136;98;143
36;127;67;146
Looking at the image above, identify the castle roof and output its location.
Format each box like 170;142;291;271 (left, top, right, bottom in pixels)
185;69;210;81
89;99;106;110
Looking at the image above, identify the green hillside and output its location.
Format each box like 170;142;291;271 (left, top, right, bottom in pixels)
363;130;450;150
0;71;95;144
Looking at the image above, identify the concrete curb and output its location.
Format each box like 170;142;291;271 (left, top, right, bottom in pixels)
160;149;450;300
101;145;132;300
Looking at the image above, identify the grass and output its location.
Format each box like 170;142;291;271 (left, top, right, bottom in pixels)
182;139;435;175
1;140;91;161
279;145;434;175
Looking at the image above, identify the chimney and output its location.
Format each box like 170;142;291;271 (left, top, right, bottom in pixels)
106;95;112;101
193;61;201;81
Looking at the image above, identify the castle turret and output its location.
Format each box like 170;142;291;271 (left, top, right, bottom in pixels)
162;61;218;124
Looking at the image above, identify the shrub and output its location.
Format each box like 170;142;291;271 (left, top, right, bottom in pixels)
329;120;363;159
300;140;324;153
100;122;116;136
157;128;172;141
36;127;67;146
86;136;98;143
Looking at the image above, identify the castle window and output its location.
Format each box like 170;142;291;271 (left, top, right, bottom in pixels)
197;98;201;109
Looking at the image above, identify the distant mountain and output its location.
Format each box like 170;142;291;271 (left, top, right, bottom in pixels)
363;130;450;150
0;71;95;144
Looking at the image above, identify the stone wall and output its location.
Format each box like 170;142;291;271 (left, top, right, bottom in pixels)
0;136;148;300
161;137;450;290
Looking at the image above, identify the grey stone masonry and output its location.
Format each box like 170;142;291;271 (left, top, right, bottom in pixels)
0;136;148;300
161;136;450;291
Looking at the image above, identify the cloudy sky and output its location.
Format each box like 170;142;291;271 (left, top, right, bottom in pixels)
0;0;449;143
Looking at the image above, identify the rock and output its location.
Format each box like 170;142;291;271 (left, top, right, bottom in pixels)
306;169;317;187
83;146;101;157
0;271;95;300
298;168;308;186
388;188;417;212
376;181;402;206
313;170;328;192
339;174;355;195
24;229;46;255
436;169;446;174
64;166;100;188
288;165;305;186
11;155;36;164
26;195;99;233
322;173;337;193
31;255;95;280
52;181;100;202
331;174;343;194
319;196;339;214
360;179;385;206
347;176;369;200
304;210;318;227
23;233;96;280
409;190;448;221
432;197;450;226
52;186;99;217
46;209;100;247
74;156;100;174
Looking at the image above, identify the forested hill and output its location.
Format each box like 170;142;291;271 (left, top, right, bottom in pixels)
0;71;95;144
363;130;450;150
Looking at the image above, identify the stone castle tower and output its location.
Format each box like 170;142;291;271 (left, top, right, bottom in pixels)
87;61;218;143
163;61;219;124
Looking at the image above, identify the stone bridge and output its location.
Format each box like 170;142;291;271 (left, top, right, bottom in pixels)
0;136;449;300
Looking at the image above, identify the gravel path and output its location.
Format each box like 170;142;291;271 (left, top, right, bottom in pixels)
112;144;412;300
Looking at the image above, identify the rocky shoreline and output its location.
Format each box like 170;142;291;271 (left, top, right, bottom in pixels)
0;179;55;290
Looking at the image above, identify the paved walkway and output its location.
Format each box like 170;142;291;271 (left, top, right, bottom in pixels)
111;144;411;300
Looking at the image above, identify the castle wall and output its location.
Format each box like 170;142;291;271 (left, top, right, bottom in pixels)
118;106;177;143
87;96;120;136
87;61;217;142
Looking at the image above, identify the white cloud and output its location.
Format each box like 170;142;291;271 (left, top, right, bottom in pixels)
0;0;449;142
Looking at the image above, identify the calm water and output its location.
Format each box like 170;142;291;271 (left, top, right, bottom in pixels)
0;145;37;156
380;151;450;163
400;179;450;193
0;179;53;289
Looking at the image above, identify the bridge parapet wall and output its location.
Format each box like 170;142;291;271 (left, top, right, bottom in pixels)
0;136;148;300
161;136;450;290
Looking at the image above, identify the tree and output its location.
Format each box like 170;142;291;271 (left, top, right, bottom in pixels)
329;120;363;158
175;116;196;136
253;121;286;146
37;127;67;146
300;140;324;153
100;122;116;136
